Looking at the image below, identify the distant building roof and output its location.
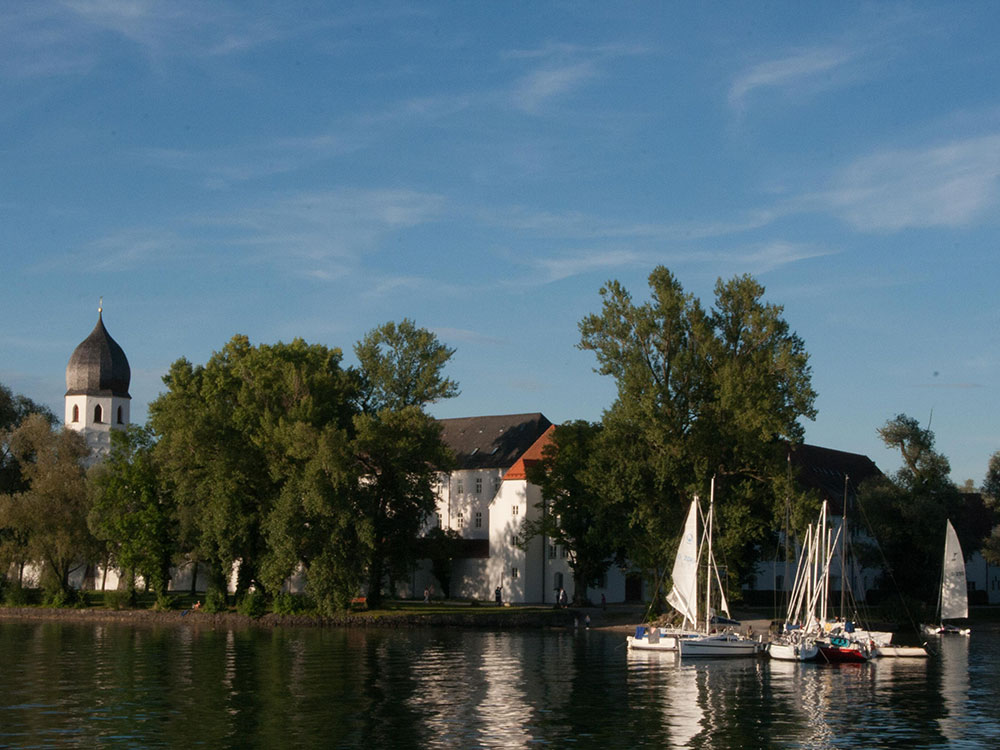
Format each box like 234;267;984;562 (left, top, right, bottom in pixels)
65;310;131;398
503;425;556;481
438;413;552;470
789;443;883;513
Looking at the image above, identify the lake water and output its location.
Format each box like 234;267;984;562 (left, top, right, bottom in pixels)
1;620;998;749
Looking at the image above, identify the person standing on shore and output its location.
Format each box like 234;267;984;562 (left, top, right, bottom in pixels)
495;585;503;607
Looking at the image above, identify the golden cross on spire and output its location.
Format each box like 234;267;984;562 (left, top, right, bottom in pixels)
99;296;103;315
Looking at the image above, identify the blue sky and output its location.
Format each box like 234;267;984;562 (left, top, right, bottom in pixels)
2;2;998;485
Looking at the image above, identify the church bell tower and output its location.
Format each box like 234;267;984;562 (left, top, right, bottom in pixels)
64;300;131;460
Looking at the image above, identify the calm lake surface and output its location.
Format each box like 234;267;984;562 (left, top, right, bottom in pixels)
1;620;998;749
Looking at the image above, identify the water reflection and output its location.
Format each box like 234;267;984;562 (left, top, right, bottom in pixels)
1;623;999;748
937;636;970;745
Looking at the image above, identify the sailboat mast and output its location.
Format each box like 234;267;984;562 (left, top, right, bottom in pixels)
706;475;715;633
839;475;848;617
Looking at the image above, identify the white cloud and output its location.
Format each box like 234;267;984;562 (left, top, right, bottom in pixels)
511;62;598;113
519;248;649;284
729;46;858;111
823;134;1000;231
736;241;835;273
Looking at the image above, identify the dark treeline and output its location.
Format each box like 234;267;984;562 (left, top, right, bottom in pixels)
2;268;999;614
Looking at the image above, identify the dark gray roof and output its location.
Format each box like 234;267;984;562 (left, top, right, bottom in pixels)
439;413;552;470
65;312;131;398
789;443;883;514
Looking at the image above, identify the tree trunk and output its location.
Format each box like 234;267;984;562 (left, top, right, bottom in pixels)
572;569;588;606
367;552;384;609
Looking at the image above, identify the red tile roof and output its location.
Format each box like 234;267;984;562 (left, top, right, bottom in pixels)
502;425;556;481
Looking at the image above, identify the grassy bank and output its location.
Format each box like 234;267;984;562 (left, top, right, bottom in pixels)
0;590;584;630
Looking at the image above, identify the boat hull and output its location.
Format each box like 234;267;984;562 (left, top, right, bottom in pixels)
767;641;818;662
626;628;701;652
817;643;868;663
873;645;929;658
678;633;759;658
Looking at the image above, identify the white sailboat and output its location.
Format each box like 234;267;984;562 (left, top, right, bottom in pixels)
677;478;759;658
626;498;701;652
922;519;971;637
767;503;836;662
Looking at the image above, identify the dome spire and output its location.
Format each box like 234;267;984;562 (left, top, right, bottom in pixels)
65;305;131;398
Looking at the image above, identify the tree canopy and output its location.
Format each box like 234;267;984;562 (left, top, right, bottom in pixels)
148;322;456;613
857;414;989;603
579;267;817;592
0;414;97;599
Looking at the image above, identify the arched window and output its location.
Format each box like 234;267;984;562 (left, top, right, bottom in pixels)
71;405;79;423
94;404;103;424
117;405;124;424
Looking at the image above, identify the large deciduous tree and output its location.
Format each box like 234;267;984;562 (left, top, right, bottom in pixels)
0;414;98;598
149;336;357;599
858;414;982;603
350;319;458;608
578;267;817;593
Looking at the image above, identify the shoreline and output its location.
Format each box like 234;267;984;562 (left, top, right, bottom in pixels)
0;605;586;631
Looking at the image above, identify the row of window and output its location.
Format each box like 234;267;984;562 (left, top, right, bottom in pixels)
435;511;484;529
70;404;125;425
454;477;500;495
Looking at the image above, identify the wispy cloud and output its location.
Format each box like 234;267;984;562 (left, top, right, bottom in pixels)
505;40;649;114
735;241;835;273
200;188;448;277
822;133;1000;231
510;62;599;113
729;45;859;112
26;228;188;274
524;248;648;283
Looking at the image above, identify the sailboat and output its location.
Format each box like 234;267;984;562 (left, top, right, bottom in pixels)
626;498;701;652
676;478;759;658
767;502;837;662
922;519;971;637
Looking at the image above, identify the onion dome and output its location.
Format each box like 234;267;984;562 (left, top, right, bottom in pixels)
65;309;131;398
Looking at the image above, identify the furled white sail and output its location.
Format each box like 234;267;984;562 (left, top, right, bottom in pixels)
941;520;968;622
666;499;700;626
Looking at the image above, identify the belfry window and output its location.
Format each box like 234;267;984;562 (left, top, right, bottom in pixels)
117;406;124;424
72;405;79;423
94;405;103;424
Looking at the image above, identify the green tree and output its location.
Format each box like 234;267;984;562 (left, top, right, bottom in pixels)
979;452;1000;566
858;414;974;603
1;381;57;496
88;425;174;596
0;414;98;599
150;336;357;599
578;267;817;594
523;420;618;605
350;320;458;608
1;383;58;586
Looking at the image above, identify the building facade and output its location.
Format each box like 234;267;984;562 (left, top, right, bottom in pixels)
409;414;629;605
